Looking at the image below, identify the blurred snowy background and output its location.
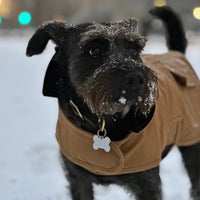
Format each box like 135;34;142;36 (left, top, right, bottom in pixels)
1;0;200;200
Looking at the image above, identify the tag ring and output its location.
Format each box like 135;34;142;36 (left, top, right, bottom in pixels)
97;129;107;138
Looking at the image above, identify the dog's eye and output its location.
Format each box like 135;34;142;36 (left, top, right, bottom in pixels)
84;39;109;58
89;47;102;57
124;40;140;58
129;48;138;57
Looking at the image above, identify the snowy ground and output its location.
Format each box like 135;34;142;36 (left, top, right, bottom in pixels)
0;33;199;200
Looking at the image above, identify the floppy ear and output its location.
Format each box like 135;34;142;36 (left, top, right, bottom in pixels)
42;54;60;97
26;21;69;56
26;21;70;97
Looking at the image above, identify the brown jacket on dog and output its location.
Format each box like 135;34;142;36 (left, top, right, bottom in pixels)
56;51;200;175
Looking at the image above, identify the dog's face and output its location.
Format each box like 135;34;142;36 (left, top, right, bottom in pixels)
27;19;157;118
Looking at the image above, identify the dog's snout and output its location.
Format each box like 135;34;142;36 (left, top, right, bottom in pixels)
126;72;145;88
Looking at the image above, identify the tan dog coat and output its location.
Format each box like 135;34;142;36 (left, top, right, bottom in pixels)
56;51;200;175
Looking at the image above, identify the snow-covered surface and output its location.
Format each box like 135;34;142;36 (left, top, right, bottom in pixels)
0;34;199;200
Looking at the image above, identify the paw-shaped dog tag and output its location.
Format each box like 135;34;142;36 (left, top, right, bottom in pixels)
93;135;111;152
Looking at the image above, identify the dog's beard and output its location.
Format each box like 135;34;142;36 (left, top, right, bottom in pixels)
77;64;158;117
136;81;158;116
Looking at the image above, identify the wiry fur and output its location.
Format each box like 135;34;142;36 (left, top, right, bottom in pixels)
26;6;200;200
78;58;157;116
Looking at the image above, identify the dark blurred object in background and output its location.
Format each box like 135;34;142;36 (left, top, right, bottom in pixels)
0;0;200;33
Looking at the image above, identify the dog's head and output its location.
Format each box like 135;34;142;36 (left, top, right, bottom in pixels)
27;19;157;118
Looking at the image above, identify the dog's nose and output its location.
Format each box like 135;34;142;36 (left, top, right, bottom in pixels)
126;72;145;89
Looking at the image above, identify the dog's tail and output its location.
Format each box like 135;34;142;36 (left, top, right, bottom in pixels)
149;6;187;53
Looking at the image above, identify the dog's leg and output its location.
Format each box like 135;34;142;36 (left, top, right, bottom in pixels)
60;153;94;200
179;142;200;200
134;167;162;200
121;167;162;200
67;170;94;200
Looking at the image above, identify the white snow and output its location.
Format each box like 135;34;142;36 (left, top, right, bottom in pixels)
0;34;199;200
119;96;127;104
122;90;126;94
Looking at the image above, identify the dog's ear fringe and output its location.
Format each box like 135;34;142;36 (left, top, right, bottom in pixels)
42;55;59;97
26;21;71;57
109;18;138;32
124;18;138;31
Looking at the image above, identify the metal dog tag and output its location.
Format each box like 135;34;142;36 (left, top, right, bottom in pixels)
93;130;111;152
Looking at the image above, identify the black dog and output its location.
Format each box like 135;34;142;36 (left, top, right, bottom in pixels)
26;7;200;200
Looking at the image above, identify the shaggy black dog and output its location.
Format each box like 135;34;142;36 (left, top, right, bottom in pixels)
26;6;200;200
